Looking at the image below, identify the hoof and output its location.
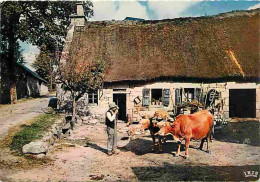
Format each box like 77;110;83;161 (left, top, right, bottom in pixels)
184;155;189;159
174;153;179;157
206;150;211;154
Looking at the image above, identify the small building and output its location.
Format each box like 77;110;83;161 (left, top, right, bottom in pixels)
0;63;48;104
58;4;260;121
16;63;48;99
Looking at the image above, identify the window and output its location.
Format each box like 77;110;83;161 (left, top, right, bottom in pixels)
151;89;162;103
142;88;170;106
176;88;202;105
88;91;98;104
184;88;195;102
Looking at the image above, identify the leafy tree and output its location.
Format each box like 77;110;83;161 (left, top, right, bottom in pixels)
0;1;93;104
32;45;57;91
57;35;106;121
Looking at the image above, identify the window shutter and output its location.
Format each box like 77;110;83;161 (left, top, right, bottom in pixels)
194;88;201;101
162;89;170;106
142;88;150;106
175;88;182;106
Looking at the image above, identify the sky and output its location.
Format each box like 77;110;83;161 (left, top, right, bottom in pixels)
21;0;260;70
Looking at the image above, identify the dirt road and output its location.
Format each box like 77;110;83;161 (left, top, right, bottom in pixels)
0;95;54;140
3;121;259;181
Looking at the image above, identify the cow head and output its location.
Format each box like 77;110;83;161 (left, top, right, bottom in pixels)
156;121;171;128
156;124;173;136
157;121;181;142
139;118;150;131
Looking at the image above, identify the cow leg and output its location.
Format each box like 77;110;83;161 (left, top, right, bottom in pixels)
151;134;155;152
163;136;167;143
206;134;211;154
175;141;181;157
158;136;162;152
199;138;205;150
184;138;190;158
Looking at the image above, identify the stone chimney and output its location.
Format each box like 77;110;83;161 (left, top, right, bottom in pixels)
70;2;86;26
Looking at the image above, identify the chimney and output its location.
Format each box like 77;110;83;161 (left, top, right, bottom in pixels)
70;2;86;26
76;2;84;16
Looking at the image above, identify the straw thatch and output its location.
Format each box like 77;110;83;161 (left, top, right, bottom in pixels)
71;9;259;83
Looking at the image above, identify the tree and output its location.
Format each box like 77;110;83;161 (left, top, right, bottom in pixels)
32;45;57;91
0;1;93;103
57;35;106;121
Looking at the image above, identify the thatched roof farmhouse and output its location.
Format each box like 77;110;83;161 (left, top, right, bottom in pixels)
58;5;260;121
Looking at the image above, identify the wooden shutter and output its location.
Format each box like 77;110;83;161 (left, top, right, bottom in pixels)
162;89;170;106
142;88;150;106
175;88;182;106
194;88;201;101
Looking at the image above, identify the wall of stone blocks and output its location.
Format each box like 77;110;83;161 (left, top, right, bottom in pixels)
88;81;260;121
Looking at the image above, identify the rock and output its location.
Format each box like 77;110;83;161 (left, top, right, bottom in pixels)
22;141;49;154
35;153;46;159
82;116;89;121
82;116;90;124
89;119;99;125
43;135;55;146
62;122;71;130
90;174;105;181
76;118;83;125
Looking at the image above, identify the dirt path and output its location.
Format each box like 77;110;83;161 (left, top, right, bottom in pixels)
3;121;260;181
0;95;54;140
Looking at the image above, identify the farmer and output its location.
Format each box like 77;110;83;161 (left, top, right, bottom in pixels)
106;102;120;156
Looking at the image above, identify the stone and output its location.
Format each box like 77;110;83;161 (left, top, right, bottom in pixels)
89;119;99;125
62;122;71;130
43;135;55;146
22;141;49;154
82;116;89;121
35;154;46;159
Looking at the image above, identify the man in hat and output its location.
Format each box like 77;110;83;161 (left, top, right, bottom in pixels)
106;102;120;156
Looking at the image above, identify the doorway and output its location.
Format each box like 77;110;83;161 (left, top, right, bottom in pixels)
229;89;256;118
113;94;127;121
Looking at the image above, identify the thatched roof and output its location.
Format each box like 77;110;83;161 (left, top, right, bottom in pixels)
71;9;259;83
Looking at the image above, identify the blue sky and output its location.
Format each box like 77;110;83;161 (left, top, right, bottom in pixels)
22;0;260;70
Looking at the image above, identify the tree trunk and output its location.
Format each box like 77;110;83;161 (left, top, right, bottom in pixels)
72;94;76;120
71;94;76;130
7;14;20;104
8;35;17;104
50;73;53;92
10;84;17;104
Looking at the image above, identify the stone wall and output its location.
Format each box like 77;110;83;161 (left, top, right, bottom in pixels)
87;81;260;122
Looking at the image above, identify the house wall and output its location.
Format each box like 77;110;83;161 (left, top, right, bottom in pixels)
39;81;48;96
88;81;259;121
26;76;40;97
17;78;28;99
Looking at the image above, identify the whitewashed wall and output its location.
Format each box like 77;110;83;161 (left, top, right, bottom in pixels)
89;81;260;121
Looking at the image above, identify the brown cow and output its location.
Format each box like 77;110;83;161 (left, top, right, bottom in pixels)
128;110;170;151
157;110;213;158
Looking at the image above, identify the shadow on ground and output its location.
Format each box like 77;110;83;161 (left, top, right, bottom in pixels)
214;121;260;146
118;136;189;156
85;142;107;154
132;162;260;181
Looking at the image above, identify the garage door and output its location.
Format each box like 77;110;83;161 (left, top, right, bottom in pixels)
229;89;256;118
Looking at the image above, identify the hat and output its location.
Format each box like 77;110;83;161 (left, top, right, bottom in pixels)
109;102;119;109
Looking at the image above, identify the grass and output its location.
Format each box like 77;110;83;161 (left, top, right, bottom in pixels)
9;114;61;154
